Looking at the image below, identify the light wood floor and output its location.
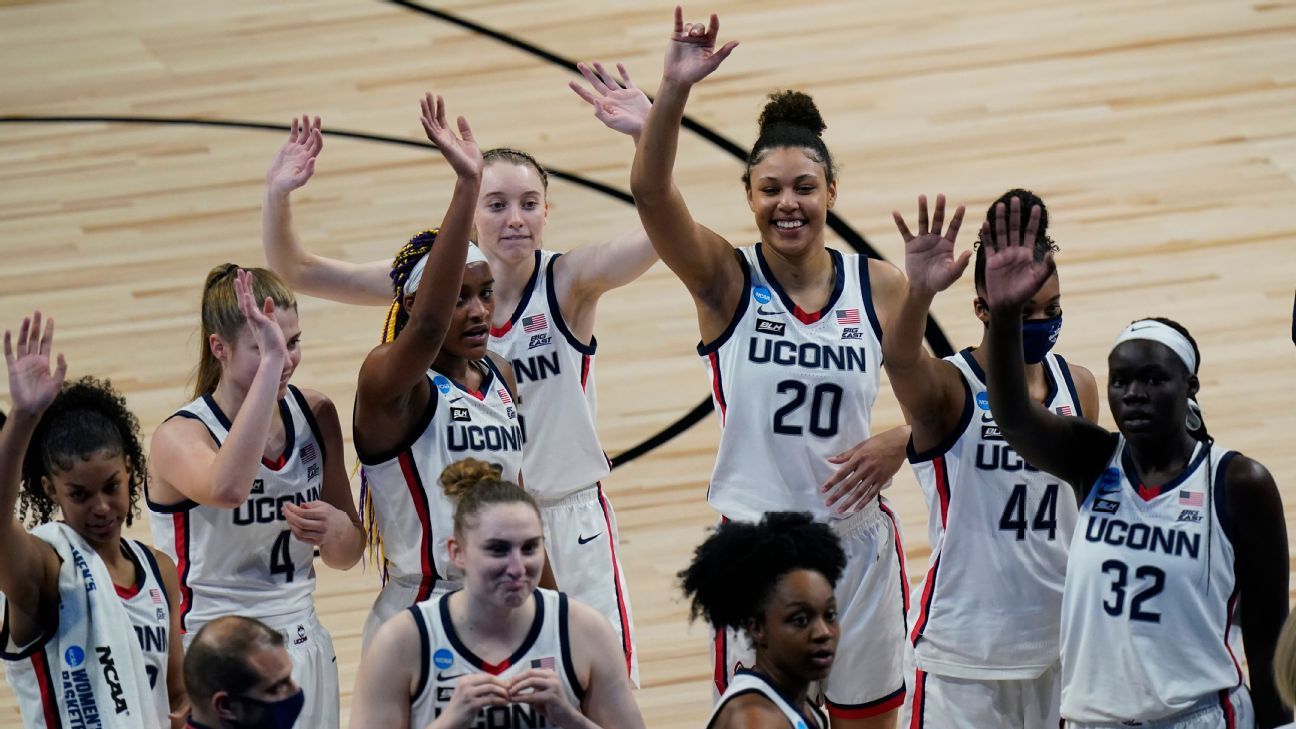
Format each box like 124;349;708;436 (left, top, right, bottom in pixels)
2;0;1295;726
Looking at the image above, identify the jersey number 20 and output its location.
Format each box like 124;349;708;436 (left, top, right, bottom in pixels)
773;381;843;437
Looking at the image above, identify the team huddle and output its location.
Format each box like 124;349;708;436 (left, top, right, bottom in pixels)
1;6;1290;729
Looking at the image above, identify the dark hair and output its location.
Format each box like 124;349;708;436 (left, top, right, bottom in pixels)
1128;316;1209;442
742;91;836;189
440;458;540;538
483;148;549;191
974;188;1059;295
380;230;438;344
184;616;285;705
19;376;144;528
679;512;846;632
196;264;296;398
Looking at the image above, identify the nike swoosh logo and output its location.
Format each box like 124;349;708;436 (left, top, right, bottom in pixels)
437;672;466;681
446;396;463;403
577;533;602;545
757;306;781;315
1098;488;1122;495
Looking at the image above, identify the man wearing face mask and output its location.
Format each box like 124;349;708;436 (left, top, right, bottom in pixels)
183;616;306;729
884;190;1101;729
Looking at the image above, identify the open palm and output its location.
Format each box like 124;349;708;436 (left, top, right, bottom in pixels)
266;115;323;194
569;61;651;138
982;199;1054;311
893;194;969;295
419;93;483;179
663;7;739;85
4;311;67;416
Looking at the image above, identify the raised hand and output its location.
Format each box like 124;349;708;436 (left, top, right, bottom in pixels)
663;6;739;85
893;194;970;296
233;269;289;364
265;116;323;195
3;311;67;417
419;93;484;179
982;197;1053;313
569;61;652;138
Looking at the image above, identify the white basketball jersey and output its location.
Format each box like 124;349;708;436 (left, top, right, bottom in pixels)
703;245;884;522
359;361;523;602
2;539;172;727
408;589;581;729
489;251;608;499
707;670;829;729
148;386;322;632
908;350;1081;679
1061;438;1246;723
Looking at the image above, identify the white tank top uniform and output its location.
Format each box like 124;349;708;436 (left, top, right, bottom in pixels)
703;245;908;713
148;385;324;633
359;360;523;632
1061;437;1253;727
708;670;829;729
487;250;638;683
2;525;168;729
406;588;582;729
908;349;1081;678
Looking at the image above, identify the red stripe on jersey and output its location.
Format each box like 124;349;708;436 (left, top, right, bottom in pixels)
490;320;513;338
712;629;728;695
398;452;436;601
596;485;633;677
909;553;940;644
933;456;950;528
478;657;512;675
908;668;927;729
1223;587;1242;683
31;649;61;729
172;512;194;632
792;305;823;325
707;352;727;423
878;500;910;616
580;355;591;391
1219;689;1236;729
826;684;905;718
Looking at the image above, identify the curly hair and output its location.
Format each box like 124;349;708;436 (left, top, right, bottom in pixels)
679;512;846;632
742;90;836;189
973;188;1060;295
19;376;145;528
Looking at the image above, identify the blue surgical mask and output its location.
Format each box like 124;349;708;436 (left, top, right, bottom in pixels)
233;688;305;729
1022;315;1062;364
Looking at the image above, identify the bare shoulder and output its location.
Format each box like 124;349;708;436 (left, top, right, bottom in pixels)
296;387;339;420
1224;452;1280;501
866;257;907;317
145;546;181;590
150;415;216;453
711;693;789;729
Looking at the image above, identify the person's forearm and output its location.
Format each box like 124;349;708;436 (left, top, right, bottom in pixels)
629;79;690;201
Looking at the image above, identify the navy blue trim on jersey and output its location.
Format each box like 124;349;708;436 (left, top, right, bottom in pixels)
166;409;221;448
907;374;974;463
858;257;885;343
714;669;823;729
960;348;1060;406
410;605;432;702
1212;449;1238;543
1120;440;1211;496
1053;354;1083;419
557;593;586;704
705;689;768;729
288;385;327;463
201;392;297;465
544;253;597;356
697;249;752;356
355;374;439;465
755;243;845;324
500;250;544;331
440;589;545;674
135;540;168;593
145;463;200;513
477;357;508;401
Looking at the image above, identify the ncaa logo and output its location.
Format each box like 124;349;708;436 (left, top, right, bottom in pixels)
753;286;772;305
975;392;991;411
433;648;455;670
65;646;85;668
1101;468;1120;485
433;375;453;396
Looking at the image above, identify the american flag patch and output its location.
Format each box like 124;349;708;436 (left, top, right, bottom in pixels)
149;588;163;605
522;314;548;333
301;443;317;464
1179;490;1204;507
1055;405;1074;417
498;388;512;405
530;656;555;671
835;309;861;325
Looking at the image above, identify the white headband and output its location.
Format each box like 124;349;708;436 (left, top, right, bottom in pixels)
404;243;489;295
1112;320;1197;374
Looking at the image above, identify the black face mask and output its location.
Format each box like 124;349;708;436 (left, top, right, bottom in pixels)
1022;315;1063;364
231;688;305;729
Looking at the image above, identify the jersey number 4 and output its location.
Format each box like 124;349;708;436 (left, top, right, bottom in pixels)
271;530;296;582
998;483;1059;540
773;381;843;437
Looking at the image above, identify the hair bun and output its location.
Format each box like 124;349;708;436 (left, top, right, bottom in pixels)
203;263;240;291
440;458;504;500
758;90;826;137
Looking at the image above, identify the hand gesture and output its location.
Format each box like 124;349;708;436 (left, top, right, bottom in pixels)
419;93;484;179
663;6;739;85
233;269;289;364
893;194;970;296
569;61;652;138
266;116;323;195
282;501;354;546
436;674;510;728
4;311;67;418
820;427;908;515
508;669;582;727
982;197;1053;313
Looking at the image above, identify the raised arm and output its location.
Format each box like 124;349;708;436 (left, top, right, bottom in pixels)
149;270;291;508
0;313;66;633
355;94;483;413
262;115;392;306
983;199;1113;497
629;8;742;330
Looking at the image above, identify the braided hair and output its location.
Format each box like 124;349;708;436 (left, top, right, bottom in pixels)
380;230;438;344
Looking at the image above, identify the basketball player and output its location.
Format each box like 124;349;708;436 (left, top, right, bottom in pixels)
349;458;645;729
885;192;1099;727
982;198;1290;728
261;63;652;680
681;512;846;729
630;8;911;726
147;267;365;729
183;616;303;729
1;311;187;728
